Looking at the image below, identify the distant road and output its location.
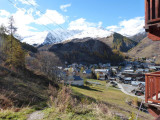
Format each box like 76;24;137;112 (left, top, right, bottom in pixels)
116;82;145;100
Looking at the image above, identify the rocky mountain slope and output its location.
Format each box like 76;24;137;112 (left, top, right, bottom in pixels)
103;33;137;52
129;32;147;42
47;33;137;64
33;32;137;65
128;37;160;63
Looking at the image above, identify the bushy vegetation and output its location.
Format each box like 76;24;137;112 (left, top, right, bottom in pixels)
43;85;121;120
110;50;124;65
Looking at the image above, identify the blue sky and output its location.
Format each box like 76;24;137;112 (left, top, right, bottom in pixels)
37;0;144;26
0;0;145;44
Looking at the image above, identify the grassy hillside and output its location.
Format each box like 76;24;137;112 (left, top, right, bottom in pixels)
0;66;56;107
128;37;160;63
35;79;153;120
0;79;153;120
71;79;153;120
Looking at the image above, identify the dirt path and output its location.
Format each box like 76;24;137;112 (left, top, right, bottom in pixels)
27;111;44;120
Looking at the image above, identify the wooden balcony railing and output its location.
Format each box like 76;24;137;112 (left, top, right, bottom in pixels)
145;71;160;104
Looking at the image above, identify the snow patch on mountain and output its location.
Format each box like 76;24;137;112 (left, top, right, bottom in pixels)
22;28;113;45
69;27;112;40
22;31;48;45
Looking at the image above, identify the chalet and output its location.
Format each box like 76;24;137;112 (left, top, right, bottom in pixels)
94;69;109;74
124;69;134;73
57;66;63;70
106;63;111;67
148;66;156;70
83;69;92;79
155;66;160;70
109;77;116;81
94;69;109;80
123;77;132;84
131;81;145;86
136;69;144;73
72;63;78;68
83;69;92;74
111;66;119;73
144;69;149;73
66;75;84;86
64;68;70;71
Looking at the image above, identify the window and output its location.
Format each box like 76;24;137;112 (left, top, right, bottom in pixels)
152;0;156;19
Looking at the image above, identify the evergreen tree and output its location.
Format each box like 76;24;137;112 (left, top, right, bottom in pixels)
3;16;26;68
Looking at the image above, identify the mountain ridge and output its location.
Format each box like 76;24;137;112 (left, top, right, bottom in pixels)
128;37;160;63
21;28;113;45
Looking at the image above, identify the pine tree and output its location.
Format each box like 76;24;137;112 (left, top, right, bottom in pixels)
3;16;26;68
12;41;25;68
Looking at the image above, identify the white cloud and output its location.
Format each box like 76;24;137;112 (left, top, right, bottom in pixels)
106;17;145;36
0;17;9;27
68;18;97;30
0;8;67;44
17;0;38;6
36;11;41;16
68;18;112;39
60;4;71;12
0;9;37;38
106;25;120;32
35;9;65;25
13;10;34;27
98;21;103;28
0;10;10;17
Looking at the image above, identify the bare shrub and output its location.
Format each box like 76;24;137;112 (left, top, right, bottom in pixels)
132;97;138;108
56;86;73;112
48;85;78;113
97;103;108;114
36;51;62;82
48;84;58;107
0;94;13;110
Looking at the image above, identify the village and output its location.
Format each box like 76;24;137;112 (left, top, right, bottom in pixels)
57;58;160;98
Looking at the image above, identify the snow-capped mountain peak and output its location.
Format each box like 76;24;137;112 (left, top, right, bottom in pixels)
22;28;113;45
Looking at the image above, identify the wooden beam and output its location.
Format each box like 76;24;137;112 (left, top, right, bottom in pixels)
145;0;149;25
156;0;158;18
156;77;159;100
151;77;153;99
151;0;153;20
148;99;160;103
146;75;149;103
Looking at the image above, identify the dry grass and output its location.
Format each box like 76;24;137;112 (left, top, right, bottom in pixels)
128;37;160;62
71;79;154;120
0;94;13;110
0;66;54;107
44;85;121;120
